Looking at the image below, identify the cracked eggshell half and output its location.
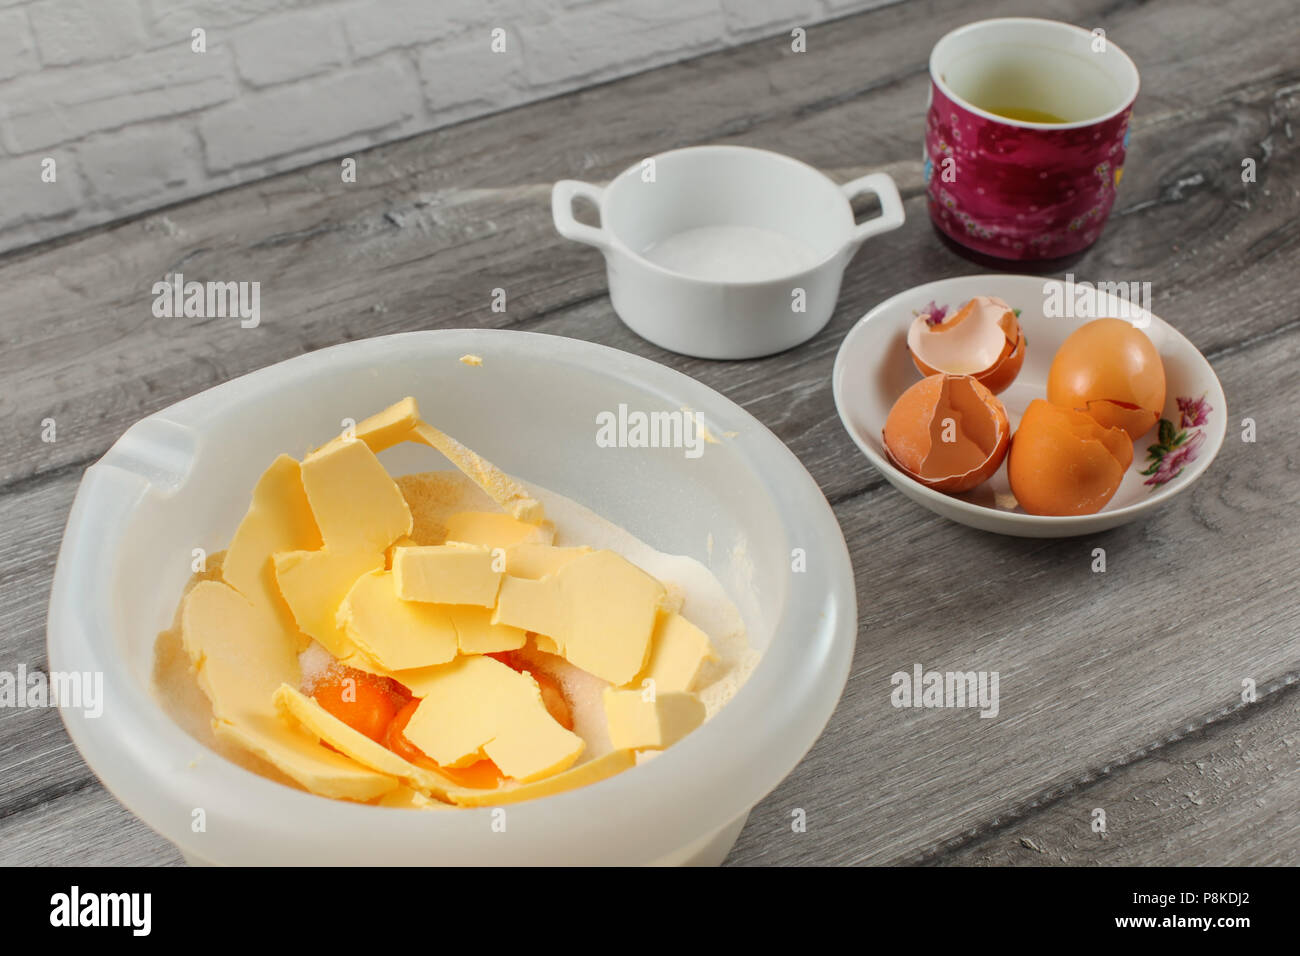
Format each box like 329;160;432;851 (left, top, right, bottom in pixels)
882;373;1009;494
1008;399;1134;516
908;295;1026;395
1046;317;1166;440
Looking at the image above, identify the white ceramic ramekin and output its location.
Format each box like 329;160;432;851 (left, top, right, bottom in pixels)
552;145;904;360
47;330;856;865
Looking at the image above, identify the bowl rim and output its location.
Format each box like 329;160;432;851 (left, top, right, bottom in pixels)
832;274;1228;532
600;144;859;288
48;328;857;864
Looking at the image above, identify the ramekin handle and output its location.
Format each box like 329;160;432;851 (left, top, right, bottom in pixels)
551;180;610;249
841;172;906;251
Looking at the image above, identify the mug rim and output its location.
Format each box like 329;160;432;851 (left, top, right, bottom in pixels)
929;17;1140;131
600;144;855;288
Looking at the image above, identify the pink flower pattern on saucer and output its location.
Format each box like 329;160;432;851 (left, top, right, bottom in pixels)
1141;396;1212;486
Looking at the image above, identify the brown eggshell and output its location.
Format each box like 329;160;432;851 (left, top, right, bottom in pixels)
1047;318;1165;439
910;297;1026;395
1008;399;1134;516
883;373;1010;494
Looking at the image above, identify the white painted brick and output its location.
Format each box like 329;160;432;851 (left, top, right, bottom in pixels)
0;0;893;256
823;0;900;12
198;59;422;171
721;0;817;34
147;0;310;35
76;126;204;204
1;47;236;153
416;31;526;111
0;10;38;81
28;0;148;66
233;13;346;87
519;0;725;86
343;0;499;59
0;155;82;228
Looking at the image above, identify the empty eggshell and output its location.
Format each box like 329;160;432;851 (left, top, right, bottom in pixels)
1047;318;1166;439
882;373;1010;494
1008;399;1135;516
908;295;1026;395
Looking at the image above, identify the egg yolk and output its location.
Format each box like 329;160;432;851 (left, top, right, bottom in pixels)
311;668;405;743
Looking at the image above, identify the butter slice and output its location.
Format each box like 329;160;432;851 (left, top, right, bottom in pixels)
378;786;452;810
493;576;565;640
349;396;421;453
603;688;705;751
410;421;546;524
182;580;300;724
444;511;553;549
402;655;583;782
634;613;718;693
215;714;398;801
274;684;459;799
494;550;664;685
448;604;526;654
181;581;396;800
449;750;636;808
505;544;590;580
221;455;322;638
384;534;417;570
336;569;459;670
392;543;502;607
274;548;383;658
300;437;412;554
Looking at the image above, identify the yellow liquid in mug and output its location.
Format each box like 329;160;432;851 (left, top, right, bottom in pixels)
983;105;1070;124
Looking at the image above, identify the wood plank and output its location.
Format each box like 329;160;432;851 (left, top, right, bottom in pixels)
927;682;1300;866
0;782;183;867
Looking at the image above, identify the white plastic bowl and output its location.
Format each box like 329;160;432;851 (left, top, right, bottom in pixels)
47;330;856;865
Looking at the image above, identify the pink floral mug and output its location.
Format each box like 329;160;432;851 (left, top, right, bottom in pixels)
925;18;1140;261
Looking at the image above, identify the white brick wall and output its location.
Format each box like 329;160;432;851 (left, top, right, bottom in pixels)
0;0;898;253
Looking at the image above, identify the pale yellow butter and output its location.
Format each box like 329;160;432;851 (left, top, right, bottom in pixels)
494;550;664;685
221;454;322;640
444;511;553;549
347;396;421;453
336;569;459;670
378;786;453;809
504;543;590;580
402;655;583;782
181;580;396;800
603;688;705;751
273;548;383;658
448;604;526;654
274;684;460;799
449;749;636;807
392;543;502;608
634;612;718;693
300;436;412;553
216;715;399;801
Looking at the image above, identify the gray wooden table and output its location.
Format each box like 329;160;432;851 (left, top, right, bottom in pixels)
3;0;1298;866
